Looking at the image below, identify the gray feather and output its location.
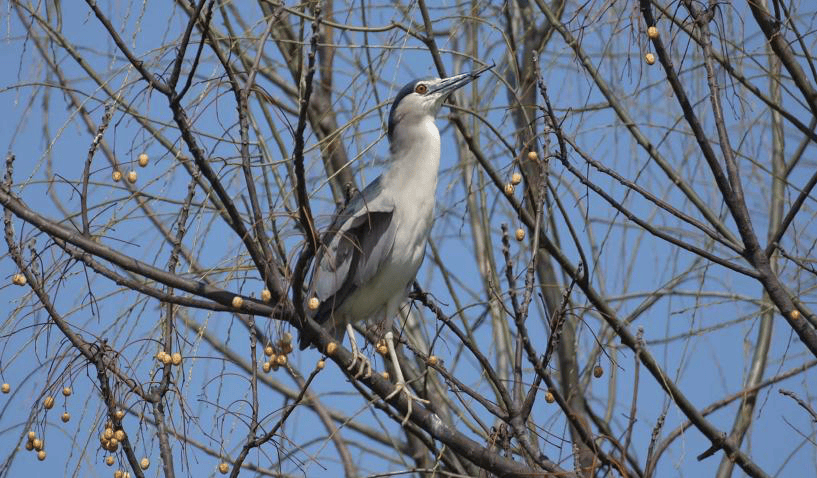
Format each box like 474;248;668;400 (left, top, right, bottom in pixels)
308;176;396;325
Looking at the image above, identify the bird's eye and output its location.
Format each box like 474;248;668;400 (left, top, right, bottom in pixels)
414;83;428;94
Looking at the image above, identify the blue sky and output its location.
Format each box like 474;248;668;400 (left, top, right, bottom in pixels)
1;1;816;477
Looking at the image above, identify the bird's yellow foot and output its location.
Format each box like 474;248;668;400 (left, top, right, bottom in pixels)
383;331;428;426
345;323;372;379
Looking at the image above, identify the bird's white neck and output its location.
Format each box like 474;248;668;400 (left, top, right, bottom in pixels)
383;116;441;192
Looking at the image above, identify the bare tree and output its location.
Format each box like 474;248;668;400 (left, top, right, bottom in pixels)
1;1;816;477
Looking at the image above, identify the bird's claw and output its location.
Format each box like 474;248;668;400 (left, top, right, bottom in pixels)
347;351;372;379
385;379;429;426
345;323;372;379
382;331;428;426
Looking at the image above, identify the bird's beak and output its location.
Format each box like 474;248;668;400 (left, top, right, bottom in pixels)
432;63;494;97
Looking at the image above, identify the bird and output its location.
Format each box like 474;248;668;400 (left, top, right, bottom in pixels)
299;64;493;422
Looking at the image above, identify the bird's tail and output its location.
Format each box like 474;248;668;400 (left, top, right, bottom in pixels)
297;327;317;351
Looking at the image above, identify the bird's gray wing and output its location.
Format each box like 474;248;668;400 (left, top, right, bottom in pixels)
308;176;396;325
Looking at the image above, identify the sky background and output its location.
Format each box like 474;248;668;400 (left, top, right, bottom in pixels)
1;1;816;477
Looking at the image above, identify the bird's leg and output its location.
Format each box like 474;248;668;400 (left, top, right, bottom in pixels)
345;323;372;379
383;331;429;426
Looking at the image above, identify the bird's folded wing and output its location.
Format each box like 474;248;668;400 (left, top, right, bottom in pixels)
309;177;396;323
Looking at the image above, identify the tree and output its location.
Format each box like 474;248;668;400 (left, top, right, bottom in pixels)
1;1;816;477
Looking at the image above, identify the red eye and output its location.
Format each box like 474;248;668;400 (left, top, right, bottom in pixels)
415;84;428;94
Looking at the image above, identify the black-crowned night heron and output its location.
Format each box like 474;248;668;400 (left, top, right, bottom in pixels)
299;64;493;421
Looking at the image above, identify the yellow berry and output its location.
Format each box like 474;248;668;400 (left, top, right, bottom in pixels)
647;26;658;39
103;428;114;440
262;361;271;373
376;340;388;356
280;342;293;354
114;429;125;441
114;409;125;420
261;289;271;302
126;171;137;184
114;471;123;478
161;353;172;365
504;183;515;195
593;365;604;378
112;170;122;182
61;412;71;423
275;354;287;366
32;438;43;450
307;297;320;310
515;228;525;241
545;390;555;403
171;352;182;366
527;151;538;161
511;172;522;185
43;396;55;409
791;310;801;320
1;383;9;393
106;456;115;466
62;386;72;396
28;431;36;441
37;450;46;461
108;437;119;449
12;273;26;286
232;296;244;308
264;345;273;356
138;153;149;167
281;332;292;344
140;457;150;470
218;462;230;474
426;355;438;366
25;441;33;451
317;359;325;369
326;342;337;355
645;53;656;65
381;371;390;380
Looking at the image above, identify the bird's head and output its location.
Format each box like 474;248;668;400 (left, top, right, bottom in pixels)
387;64;493;141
